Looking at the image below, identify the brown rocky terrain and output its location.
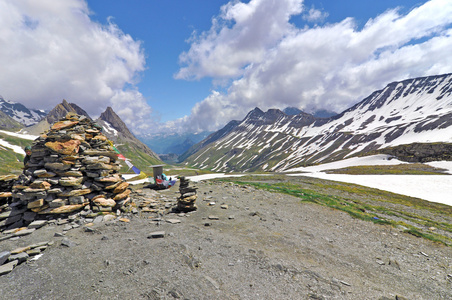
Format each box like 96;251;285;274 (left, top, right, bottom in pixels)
0;177;451;299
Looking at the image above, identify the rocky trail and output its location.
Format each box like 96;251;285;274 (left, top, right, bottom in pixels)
0;178;451;299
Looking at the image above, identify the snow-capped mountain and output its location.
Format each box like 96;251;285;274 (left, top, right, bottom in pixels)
183;73;452;172
0;96;46;126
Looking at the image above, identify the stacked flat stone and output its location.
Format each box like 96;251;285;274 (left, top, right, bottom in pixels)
1;112;132;230
176;177;197;212
0;175;17;209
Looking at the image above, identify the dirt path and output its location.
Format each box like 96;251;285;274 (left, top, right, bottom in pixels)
0;179;451;299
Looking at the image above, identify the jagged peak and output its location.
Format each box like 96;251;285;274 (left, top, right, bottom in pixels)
98;107;132;136
265;108;285;115
45;100;91;125
244;107;264;119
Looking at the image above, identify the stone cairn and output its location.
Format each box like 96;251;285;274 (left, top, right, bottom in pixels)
176;176;197;212
0;112;132;231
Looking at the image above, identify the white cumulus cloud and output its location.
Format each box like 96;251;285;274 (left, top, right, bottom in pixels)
174;0;452;133
0;0;154;134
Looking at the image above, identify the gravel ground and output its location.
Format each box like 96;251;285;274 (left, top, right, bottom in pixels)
0;178;451;300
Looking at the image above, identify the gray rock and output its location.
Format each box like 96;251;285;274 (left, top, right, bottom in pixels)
4;214;22;226
63;225;73;231
9;252;29;264
93;216;103;223
23;211;37;222
84;226;95;233
166;219;181;224
47;179;59;185
61;238;76;247
30;241;50;248
45;194;55;202
0;251;10;265
57;219;69;225
26;249;42;256
13;228;36;237
69;196;85;204
103;215;116;222
28;220;47;229
49;199;66;208
0;260;18;276
148;231;165;239
33;169;48;176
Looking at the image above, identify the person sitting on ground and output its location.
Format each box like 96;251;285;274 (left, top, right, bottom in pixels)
23;146;32;166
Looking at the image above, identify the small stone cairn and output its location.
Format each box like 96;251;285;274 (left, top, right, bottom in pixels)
176;177;197;212
0;112;132;231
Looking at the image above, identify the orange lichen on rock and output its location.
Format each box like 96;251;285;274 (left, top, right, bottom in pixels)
45;140;81;155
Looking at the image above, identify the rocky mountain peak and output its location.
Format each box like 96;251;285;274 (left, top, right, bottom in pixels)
96;107;160;160
243;107;286;127
98;107;133;138
245;107;265;119
45;99;91;125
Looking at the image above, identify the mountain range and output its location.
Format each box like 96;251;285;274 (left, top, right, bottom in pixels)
1;73;451;175
182;73;452;172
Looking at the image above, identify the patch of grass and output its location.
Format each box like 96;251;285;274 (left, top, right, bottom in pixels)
0;149;25;175
404;228;449;245
216;175;452;246
324;163;449;175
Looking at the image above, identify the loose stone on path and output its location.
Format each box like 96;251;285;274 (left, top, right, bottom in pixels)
148;231;166;239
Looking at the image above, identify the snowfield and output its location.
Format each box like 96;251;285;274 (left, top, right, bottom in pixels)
290;173;452;206
0;130;38;154
186;155;452;207
286;155;452;206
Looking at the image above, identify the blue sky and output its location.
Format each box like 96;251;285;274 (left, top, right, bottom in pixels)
86;0;426;122
87;1;227;123
1;0;451;136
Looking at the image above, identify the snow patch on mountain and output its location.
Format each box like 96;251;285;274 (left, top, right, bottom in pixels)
101;121;119;136
0;130;39;154
0;130;38;140
0;139;26;154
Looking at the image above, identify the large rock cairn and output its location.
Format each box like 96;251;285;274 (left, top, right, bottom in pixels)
176;176;197;212
1;112;132;230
